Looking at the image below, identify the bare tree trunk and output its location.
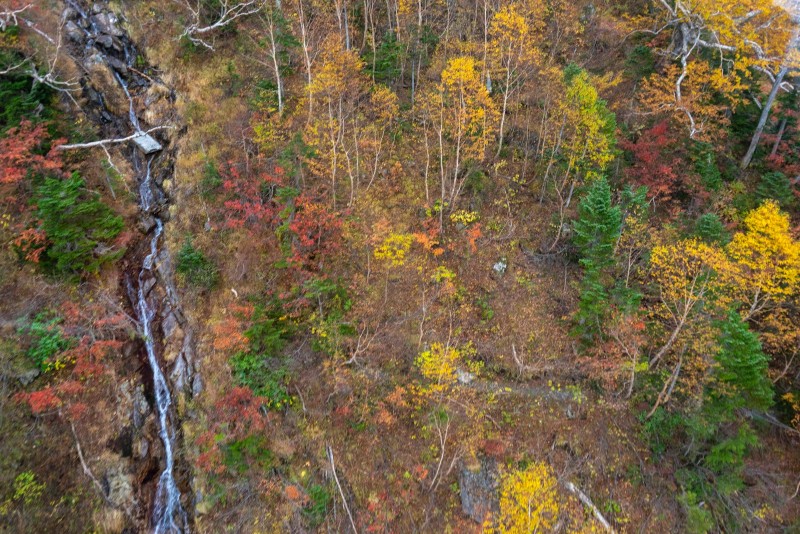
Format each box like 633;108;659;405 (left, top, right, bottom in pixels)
742;65;788;169
772;116;788;156
267;21;283;115
296;0;314;119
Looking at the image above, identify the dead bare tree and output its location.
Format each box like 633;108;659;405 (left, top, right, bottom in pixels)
1;6;80;102
56;126;173;151
643;0;797;140
177;0;264;50
0;2;31;32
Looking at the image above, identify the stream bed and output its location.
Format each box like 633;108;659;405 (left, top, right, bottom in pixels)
64;1;197;531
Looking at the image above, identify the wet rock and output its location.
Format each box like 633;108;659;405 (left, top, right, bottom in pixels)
17;368;40;386
139;215;156;234
83;52;129;117
136;437;149;460
91;12;124;37
132;384;150;429
110;426;134;458
459;457;499;524
62;7;79;21
65;21;84;43
142;276;156;296
192;374;203;397
95;34;114;49
103;466;134;508
169;353;186;391
162;311;179;340
157;205;171;222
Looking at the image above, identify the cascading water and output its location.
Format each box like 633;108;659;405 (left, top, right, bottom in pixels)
133;224;189;533
64;1;192;531
117;60;189;534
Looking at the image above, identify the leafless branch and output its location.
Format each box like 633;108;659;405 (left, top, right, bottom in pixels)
564;481;616;532
57;126;173;150
0;3;32;32
326;445;358;534
177;0;263;50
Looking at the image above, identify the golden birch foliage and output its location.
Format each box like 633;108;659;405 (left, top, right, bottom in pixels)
559;69;616;179
307;38;366;105
485;462;560;533
369;84;399;125
415;342;462;394
650;238;727;325
488;4;541;74
374;233;414;266
725;200;800;316
683;0;792;71
441;56;497;161
430;56;499;162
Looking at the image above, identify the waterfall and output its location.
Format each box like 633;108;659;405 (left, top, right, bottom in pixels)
117;64;189;534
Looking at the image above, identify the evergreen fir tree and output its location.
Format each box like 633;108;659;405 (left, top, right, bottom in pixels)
572;177;622;342
711;310;773;415
35;172;124;277
756;171;795;209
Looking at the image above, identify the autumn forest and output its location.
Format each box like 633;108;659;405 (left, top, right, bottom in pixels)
2;0;800;532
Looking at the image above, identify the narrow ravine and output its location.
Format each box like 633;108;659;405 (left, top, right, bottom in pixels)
63;1;196;531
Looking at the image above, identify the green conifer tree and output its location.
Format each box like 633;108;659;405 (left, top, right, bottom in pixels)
572;177;622;342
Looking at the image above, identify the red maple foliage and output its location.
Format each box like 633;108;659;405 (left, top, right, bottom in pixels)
0;120;64;208
14;387;62;415
16;303;129;422
287;194;343;272
221;161;285;229
621;121;686;204
196;387;269;473
13;227;47;263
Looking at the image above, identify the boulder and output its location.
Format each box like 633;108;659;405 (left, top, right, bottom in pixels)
492;257;508;276
91;12;124;37
139;214;156;234
459;457;499;524
103;466;134;508
83;52;129;118
65;21;84;43
161;311;180;340
17;368;40;386
131;384;150;430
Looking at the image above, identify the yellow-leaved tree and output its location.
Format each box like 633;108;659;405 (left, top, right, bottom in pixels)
641;0;794;140
414;341;485;492
488;3;541;156
418;55;498;228
544;65;617;249
648;238;727;368
725;200;800;320
305;37;368;207
485;462;560;533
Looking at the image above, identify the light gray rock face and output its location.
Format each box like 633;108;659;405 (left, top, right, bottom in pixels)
459;457;499;523
131;133;162;154
104;466;134;508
